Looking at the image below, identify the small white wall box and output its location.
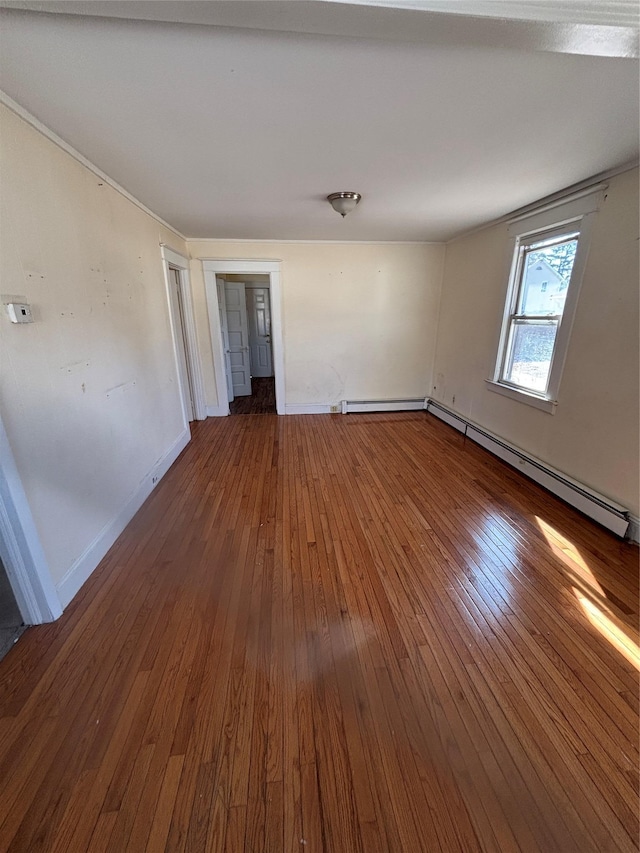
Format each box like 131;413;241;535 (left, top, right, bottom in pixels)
6;303;33;323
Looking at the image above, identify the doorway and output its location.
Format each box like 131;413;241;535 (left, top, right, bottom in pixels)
203;260;284;416
217;275;276;415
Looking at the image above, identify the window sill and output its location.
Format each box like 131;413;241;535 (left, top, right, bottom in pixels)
485;380;557;414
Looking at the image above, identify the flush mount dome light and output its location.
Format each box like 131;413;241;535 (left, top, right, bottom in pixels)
327;191;361;217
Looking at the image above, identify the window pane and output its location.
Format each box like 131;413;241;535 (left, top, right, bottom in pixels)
519;237;577;316
504;320;558;393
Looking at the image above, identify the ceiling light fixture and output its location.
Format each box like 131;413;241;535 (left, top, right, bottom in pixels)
327;191;361;218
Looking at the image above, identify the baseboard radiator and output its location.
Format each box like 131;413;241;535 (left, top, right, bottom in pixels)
341;398;426;414
425;400;630;538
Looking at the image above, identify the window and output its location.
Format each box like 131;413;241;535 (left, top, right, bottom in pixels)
487;185;605;413
499;227;578;395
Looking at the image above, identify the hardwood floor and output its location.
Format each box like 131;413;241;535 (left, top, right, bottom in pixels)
229;377;276;415
0;412;637;852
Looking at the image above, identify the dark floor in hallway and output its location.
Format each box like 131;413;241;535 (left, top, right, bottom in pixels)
229;376;276;414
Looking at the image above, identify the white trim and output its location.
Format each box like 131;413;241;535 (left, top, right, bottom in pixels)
426;403;467;433
202;260;285;416
0;90;186;241
506;184;606;230
161;245;207;421
188;238;437;245
0;416;62;623
627;515;640;544
160;245;189;267
206;404;229;418
56;427;190;608
161;258;191;428
485;380;557;413
342;398;426;413
426;401;629;537
285;404;332;415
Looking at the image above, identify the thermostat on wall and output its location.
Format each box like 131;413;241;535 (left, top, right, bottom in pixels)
6;303;33;323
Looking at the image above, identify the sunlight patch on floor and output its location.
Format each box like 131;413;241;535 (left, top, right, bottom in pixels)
572;589;640;670
536;517;639;671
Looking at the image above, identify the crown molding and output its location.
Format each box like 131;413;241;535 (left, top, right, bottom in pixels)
186;237;440;246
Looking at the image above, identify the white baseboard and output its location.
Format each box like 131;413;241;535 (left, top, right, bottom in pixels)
206;404;229;417
627;515;640;544
426;400;629;538
56;428;191;609
424;403;466;433
208;402;333;416
342;398;427;413
285;404;333;415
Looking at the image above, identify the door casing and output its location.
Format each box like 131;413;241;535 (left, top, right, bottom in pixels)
169;266;195;420
161;245;206;422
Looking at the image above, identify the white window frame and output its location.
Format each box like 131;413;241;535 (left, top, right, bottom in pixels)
486;185;606;414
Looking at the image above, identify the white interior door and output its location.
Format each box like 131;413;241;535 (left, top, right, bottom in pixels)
170;267;194;421
246;286;273;378
224;281;252;397
216;277;234;402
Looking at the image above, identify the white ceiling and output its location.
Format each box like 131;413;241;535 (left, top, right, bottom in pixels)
0;2;638;241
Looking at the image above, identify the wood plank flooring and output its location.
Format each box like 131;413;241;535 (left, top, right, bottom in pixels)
0;412;637;852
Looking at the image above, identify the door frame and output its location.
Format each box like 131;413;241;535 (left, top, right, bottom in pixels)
161;245;206;422
203;260;285;416
0;414;62;624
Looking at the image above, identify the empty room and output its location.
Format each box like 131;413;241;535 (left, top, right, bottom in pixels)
0;2;638;851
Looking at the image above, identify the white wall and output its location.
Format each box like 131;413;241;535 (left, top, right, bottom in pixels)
432;168;639;516
0;104;189;602
188;241;445;408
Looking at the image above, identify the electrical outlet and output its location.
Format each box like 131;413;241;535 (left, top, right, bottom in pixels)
330;405;340;413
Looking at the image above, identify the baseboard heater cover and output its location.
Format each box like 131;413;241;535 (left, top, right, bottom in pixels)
341;398;427;414
426;400;630;538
